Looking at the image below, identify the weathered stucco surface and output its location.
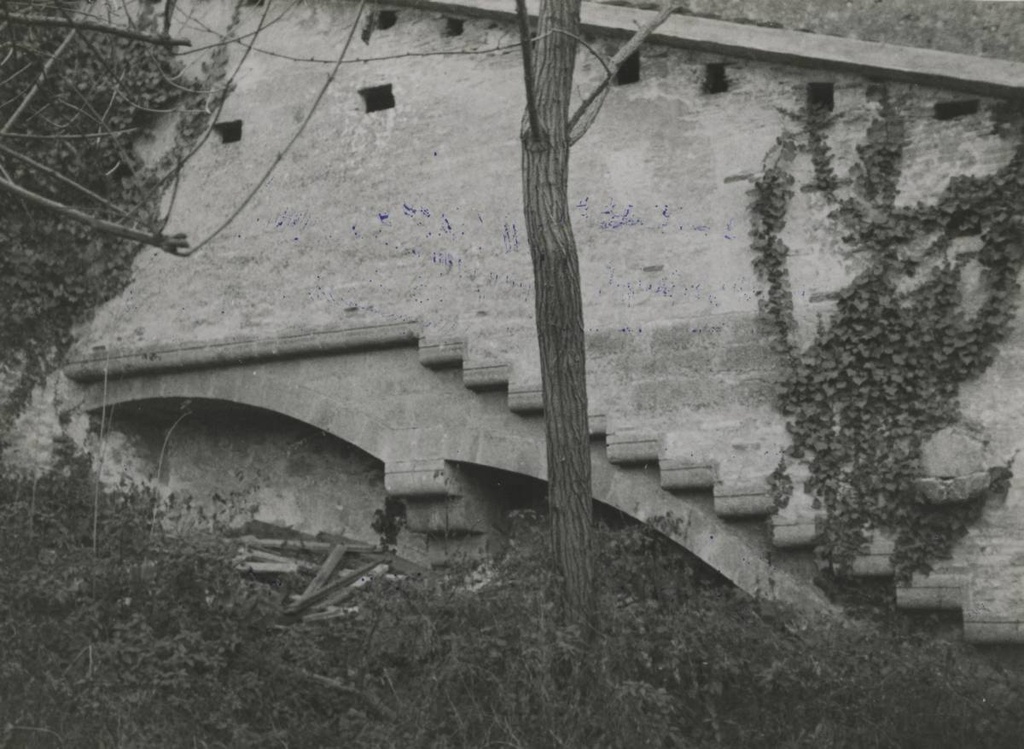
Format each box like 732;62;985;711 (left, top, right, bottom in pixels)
58;0;1024;636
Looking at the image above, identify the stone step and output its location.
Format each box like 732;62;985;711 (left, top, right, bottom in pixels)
771;512;822;548
849;534;895;578
419;338;465;369
714;480;774;518
660;458;718;491
463;362;510;392
895;566;969;611
606;430;661;465
964;565;1024;644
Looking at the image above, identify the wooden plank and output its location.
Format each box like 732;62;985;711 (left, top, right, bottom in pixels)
284;559;385;614
245;548;319;571
237;561;298;574
300;544;348;598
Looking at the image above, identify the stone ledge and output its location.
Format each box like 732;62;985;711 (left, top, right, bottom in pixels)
849;535;896;578
385;459;452;497
462;362;511;391
714;482;773;518
963;621;1024;645
65;321;421;382
507;386;543;415
394;0;1024;100
606;431;661;465
660;458;717;491
895;568;969;611
913;472;991;504
418;338;465;369
771;513;821;548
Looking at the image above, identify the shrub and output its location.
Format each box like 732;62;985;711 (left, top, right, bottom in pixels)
2;453;1022;748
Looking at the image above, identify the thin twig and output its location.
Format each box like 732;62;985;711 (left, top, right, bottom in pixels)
5;13;191;47
0;127;138;140
179;0;368;257
1;29;76;134
0;173;188;251
514;0;541;141
567;1;679;145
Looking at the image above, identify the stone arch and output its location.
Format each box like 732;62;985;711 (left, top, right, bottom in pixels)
77;368;393;463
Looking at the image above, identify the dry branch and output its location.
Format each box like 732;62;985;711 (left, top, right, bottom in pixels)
300;544;348;598
5;13;191;47
567;1;680;145
0;174;189;252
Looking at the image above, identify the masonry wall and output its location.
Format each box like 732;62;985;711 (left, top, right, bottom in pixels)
101;401;387;545
77;1;1020;446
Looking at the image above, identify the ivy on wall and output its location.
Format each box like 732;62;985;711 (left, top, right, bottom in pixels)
0;4;228;439
751;86;1024;579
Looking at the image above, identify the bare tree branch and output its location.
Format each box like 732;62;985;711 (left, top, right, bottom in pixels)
0;173;188;253
514;0;541;141
567;1;679;145
0;128;138;140
1;29;75;134
0;141;130;216
4;13;191;47
182;0;368;257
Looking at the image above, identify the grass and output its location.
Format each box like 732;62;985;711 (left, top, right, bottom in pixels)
2;440;1023;748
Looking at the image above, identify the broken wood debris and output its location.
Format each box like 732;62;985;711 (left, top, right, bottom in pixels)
232;530;420;623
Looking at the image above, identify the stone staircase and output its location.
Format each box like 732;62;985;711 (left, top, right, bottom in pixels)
64;315;1024;642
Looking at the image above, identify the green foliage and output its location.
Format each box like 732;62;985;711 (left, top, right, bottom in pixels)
0;4;217;434
750;88;1024;578
5;475;1024;748
750;133;798;356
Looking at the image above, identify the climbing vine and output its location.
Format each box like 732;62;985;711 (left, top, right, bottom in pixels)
751;87;1024;579
749;133;798;357
0;1;230;438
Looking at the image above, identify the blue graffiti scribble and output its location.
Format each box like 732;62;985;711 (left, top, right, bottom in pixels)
501;222;520;253
600;201;642;230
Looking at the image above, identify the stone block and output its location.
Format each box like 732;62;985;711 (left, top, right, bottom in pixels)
913;471;990;504
508;386;543;415
849;533;895;577
660;458;717;491
919;426;988;478
895;569;968;610
714;482;773;518
771;513;821;548
404;494;500;535
418;338;465;369
963;621;1024;644
606;431;661;465
463;363;510;391
588;413;608;438
385;459;451;497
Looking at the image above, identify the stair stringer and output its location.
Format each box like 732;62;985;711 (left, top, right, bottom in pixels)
65;323;836;616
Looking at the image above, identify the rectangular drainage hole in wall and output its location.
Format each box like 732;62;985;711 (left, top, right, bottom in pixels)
444;17;464;36
376;10;397;29
359;84;395;113
934;99;980;121
213;120;242;143
703;63;728;94
807;82;834;112
614;51;641;86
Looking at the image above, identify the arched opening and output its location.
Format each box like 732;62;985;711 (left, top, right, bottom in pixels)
92;397;386;546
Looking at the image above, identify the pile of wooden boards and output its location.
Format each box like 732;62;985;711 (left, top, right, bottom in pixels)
234;534;420;622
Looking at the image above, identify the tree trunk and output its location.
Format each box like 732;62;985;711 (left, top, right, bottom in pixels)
518;0;594;629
